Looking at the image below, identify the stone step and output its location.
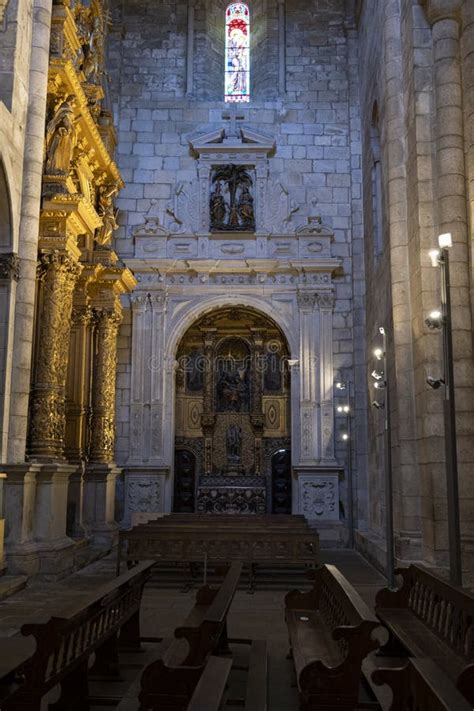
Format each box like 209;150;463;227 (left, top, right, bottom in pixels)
0;575;28;601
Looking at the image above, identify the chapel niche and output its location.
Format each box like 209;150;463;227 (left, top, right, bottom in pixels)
174;307;291;514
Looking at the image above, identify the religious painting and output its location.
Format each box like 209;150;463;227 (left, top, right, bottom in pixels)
225;3;250;103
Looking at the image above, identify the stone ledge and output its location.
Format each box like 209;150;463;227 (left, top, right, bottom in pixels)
0;575;28;601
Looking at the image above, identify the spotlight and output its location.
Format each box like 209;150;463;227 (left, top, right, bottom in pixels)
429;249;441;267
438;233;453;249
374;381;386;390
425;310;443;329
337;406;344;413
426;376;445;390
372;401;384;409
342;433;349;441
371;369;383;381
374;348;384;361
343;405;350;413
335;382;346;391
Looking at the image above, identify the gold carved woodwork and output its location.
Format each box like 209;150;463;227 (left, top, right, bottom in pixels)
29;253;82;459
88;307;122;463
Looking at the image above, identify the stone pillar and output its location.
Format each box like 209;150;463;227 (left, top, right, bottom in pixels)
463;1;474;314
84;307;122;547
186;0;195;97
29;253;82;460
0;254;20;461
424;0;474;573
317;293;337;465
7;0;53;462
297;291;319;463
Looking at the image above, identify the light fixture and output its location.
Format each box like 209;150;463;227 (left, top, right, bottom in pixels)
371;369;383;381
438;233;453;249
429;249;440;267
337;406;344;413
374;381;386;390
288;359;299;367
426;376;445;390
343;405;350;413
342;433;349;441
335;382;346;391
372;400;384;409
374;348;384;361
425;310;443;330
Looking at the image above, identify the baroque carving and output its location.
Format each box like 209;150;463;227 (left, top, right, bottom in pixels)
96;182;119;246
297;291;318;311
45;96;78;177
210;165;255;232
128;477;162;513
0;253;20;281
29;253;82;458
300;476;339;521
89;308;122;463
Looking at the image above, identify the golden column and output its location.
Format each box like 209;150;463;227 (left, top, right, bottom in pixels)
29;252;82;460
89;306;122;463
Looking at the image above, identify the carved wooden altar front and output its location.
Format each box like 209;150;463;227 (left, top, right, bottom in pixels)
174;307;291;514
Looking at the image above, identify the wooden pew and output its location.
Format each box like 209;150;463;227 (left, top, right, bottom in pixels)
115;561;264;711
118;516;319;583
285;564;380;711
136;561;242;708
372;657;473;711
0;637;36;705
375;564;474;705
2;560;156;711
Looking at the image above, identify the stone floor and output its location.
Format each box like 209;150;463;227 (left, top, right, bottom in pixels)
0;550;387;710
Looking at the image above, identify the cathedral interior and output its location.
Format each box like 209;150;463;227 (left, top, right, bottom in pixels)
0;0;473;709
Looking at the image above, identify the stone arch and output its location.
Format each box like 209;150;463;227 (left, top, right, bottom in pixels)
165;294;298;361
0;159;13;250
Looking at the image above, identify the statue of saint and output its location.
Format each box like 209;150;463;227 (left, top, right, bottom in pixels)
45;96;78;177
238;186;255;229
218;369;246;412
82;15;103;83
96;183;119;246
210;182;227;228
227;424;242;464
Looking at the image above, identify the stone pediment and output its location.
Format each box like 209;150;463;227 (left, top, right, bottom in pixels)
189;127;275;159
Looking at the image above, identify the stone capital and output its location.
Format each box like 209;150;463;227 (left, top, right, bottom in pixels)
0;253;20;282
421;0;462;24
297;290;318;311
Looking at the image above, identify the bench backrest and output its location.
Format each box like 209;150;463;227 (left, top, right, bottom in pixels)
377;565;474;662
17;561;154;694
175;560;242;666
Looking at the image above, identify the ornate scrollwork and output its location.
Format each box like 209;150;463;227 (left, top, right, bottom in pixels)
0;253;20;281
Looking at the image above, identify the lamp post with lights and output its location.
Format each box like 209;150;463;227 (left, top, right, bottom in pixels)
335;381;353;547
372;327;395;589
427;233;462;586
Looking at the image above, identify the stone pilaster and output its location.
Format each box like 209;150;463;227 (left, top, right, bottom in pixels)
317;293;337;465
29;252;82;460
297;290;319;464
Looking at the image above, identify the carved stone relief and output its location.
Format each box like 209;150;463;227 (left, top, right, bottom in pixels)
299;475;339;521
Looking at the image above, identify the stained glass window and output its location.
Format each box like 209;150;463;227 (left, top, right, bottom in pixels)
225;3;250;103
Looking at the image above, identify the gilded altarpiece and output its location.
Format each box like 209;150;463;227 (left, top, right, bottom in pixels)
174;308;291;514
4;0;136;576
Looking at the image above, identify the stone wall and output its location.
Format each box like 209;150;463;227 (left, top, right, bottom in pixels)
357;0;474;582
109;0;365;537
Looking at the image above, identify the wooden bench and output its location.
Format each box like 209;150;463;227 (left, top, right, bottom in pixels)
117;561;266;710
118;516;319;586
2;560;156;711
372;657;473;711
285;564;380;711
375;564;474;705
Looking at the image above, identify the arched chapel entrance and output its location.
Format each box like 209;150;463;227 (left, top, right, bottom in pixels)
173;307;291;514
